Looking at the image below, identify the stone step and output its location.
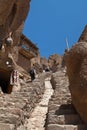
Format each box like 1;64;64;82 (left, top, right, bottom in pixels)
55;104;77;115
50;95;71;102
0;107;23;116
49;99;71;105
0;123;15;130
47;124;87;130
51;93;71;98
47;114;83;125
0;114;20;125
48;104;77;115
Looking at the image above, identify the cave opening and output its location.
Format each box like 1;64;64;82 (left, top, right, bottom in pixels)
0;70;12;94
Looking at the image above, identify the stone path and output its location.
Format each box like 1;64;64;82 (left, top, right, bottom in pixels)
26;78;54;130
0;74;45;130
46;70;87;130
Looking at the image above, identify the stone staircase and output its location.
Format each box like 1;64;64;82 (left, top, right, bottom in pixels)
0;74;45;130
0;69;87;130
46;69;87;130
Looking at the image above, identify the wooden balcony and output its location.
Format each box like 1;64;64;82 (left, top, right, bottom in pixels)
19;47;37;59
19;34;39;59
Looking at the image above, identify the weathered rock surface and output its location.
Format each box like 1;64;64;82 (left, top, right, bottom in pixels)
78;25;87;43
40;54;62;72
0;0;31;67
0;0;30;35
64;42;87;124
40;57;48;70
0;0;31;93
48;54;62;72
46;68;87;130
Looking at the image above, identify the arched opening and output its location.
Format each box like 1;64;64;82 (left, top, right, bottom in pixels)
0;69;13;94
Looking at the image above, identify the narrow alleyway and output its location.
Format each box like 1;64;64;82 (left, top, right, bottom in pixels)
26;78;54;130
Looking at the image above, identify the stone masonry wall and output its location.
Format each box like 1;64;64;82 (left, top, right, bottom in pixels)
46;69;87;130
0;73;45;130
17;53;31;72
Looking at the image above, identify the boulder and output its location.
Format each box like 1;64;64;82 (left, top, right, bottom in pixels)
0;0;30;32
64;42;87;124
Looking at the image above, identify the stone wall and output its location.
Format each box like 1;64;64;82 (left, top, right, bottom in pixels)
17;34;40;72
17;53;31;72
0;72;45;130
46;69;87;130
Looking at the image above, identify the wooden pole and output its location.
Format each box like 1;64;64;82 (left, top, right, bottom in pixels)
65;37;69;51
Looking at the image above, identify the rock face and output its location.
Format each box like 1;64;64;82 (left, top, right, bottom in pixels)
64;42;87;124
78;25;87;43
48;54;62;72
40;54;62;72
40;57;48;70
0;0;31;66
0;0;31;63
0;0;30;37
0;0;31;93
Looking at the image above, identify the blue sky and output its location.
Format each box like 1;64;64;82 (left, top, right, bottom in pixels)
23;0;87;58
